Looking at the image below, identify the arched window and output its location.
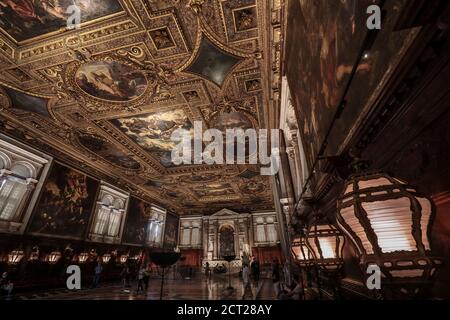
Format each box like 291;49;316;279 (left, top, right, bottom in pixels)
0;161;36;221
179;220;201;247
147;219;162;244
90;185;128;242
253;215;279;244
146;208;166;247
93;195;114;235
107;199;124;237
0;135;51;234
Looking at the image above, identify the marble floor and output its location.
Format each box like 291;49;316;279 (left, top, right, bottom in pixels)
14;275;277;300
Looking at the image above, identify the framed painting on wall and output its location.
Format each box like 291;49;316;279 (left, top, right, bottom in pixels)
122;196;151;246
27;162;100;239
163;212;179;249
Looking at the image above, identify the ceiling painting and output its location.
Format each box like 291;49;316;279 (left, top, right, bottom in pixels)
0;0;123;42
76;132;141;170
110;109;193;168
0;0;279;215
75;61;148;102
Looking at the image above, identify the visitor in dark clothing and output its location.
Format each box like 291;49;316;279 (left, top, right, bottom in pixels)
250;258;260;282
271;260;281;298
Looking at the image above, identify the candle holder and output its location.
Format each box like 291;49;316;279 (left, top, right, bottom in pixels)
150;251;181;300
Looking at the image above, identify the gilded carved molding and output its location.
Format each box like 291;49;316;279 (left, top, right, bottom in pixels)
0;0;283;215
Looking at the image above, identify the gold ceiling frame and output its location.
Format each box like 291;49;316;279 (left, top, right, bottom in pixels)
1;10;127;47
230;4;259;34
71;128;143;173
0;0;277;215
45;42;176;119
147;26;177;51
93;119;167;174
0;84;59;122
175;2;262;76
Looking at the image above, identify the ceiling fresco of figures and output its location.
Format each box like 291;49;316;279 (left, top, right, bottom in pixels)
110;109;194;168
0;0;123;42
0;0;280;215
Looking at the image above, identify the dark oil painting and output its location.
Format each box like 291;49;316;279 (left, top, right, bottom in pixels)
285;0;373;164
77;132;141;170
28;162;100;239
3;86;50;117
0;0;123;42
122;197;151;245
285;0;414;161
163;212;179;249
219;225;235;257
76;61;148;102
327;0;415;155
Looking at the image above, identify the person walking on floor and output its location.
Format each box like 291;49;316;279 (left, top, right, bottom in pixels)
242;264;253;299
271;259;281;298
0;272;13;300
92;262;103;288
121;264;130;291
136;265;146;294
250;257;260;283
205;262;211;280
143;264;151;291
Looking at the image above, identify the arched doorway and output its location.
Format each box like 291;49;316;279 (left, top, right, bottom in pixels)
219;225;235;257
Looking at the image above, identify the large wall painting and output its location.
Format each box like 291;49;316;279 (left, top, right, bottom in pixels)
219;225;235;257
327;0;416;155
285;0;415;161
285;0;372;165
163;212;179;249
0;0;123;42
28;162;100;239
122;197;151;245
111;109;193;168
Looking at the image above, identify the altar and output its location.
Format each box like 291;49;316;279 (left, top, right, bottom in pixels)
178;209;281;271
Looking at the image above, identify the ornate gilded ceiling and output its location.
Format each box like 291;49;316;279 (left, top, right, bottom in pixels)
0;0;283;215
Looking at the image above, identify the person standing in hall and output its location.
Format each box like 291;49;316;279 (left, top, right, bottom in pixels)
92;262;103;288
271;259;281;298
250;257;260;283
143;263;151;291
0;272;13;299
205;262;211;280
136;265;146;294
241;264;252;299
121;264;130;291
